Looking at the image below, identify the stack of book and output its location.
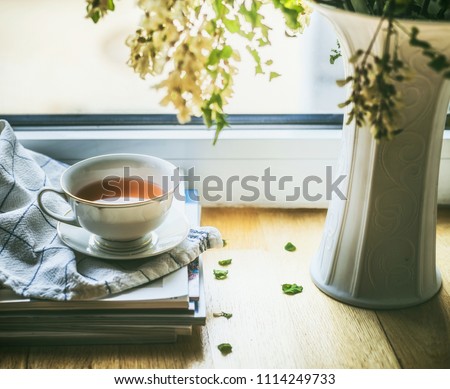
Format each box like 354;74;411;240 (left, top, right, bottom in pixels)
0;190;206;345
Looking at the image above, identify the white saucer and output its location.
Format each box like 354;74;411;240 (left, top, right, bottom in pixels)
57;207;190;260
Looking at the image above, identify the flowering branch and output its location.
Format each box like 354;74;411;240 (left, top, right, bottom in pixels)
86;0;311;143
327;0;449;140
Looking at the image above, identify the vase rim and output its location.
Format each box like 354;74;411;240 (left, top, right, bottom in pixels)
307;0;450;27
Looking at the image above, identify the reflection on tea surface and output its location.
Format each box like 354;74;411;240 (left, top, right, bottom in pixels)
75;177;164;204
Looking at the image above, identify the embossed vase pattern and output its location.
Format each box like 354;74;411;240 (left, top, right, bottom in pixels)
310;5;450;308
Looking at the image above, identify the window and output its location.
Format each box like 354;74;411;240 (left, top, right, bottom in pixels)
0;0;345;117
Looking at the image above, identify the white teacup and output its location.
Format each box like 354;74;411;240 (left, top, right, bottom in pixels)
37;153;178;251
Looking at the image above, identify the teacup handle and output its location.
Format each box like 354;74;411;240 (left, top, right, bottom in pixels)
37;187;79;226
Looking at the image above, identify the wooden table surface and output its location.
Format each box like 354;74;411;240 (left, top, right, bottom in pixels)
1;207;449;369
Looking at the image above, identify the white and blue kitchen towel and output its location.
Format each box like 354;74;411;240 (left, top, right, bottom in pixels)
0;120;222;301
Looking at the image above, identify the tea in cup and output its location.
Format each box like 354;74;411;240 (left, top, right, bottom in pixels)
37;153;178;251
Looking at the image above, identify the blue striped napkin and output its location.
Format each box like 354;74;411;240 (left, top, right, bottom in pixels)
0;120;222;301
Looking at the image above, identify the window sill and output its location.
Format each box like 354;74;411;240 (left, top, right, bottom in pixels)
15;127;450;208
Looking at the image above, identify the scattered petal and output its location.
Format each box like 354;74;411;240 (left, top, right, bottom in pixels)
218;343;233;355
282;283;303;295
284;242;297;252
213;269;228;280
213;312;233;319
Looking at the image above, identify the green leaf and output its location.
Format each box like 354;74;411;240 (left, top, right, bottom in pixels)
338;100;351;109
284;242;296;252
246;45;259;62
213;112;230;145
271;0;306;31
336;77;353;87
91;11;100;23
217;343;233;355
409;27;431;49
213;311;233;319
107;0;115;11
201;107;213;128
349;50;364;64
210;93;223;109
260;23;271;41
391;129;404;136
218;258;232;266
282;283;303;295
239;1;263;29
269;71;281;81
258;38;271;47
428;54;450;72
330;53;341;65
222;239;227;247
223;17;241;34
213;269;229;280
207;49;221;66
351;0;372;14
247;46;264;75
221;45;233;59
207;46;233;67
212;0;227;17
330;41;342;65
222;70;232;89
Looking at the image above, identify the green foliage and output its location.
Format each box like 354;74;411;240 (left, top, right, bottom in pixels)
319;0;449;19
327;0;450;140
336;17;409;139
86;0;115;23
409;27;450;77
330;41;342;64
272;0;308;30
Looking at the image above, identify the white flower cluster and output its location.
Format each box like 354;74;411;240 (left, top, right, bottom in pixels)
86;0;311;140
127;0;238;125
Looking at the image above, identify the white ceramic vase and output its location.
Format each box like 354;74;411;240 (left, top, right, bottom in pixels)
310;4;450;308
